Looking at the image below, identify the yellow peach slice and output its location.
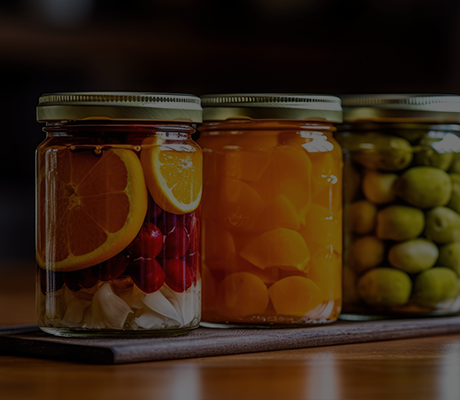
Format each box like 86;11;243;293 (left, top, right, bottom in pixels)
223;150;273;182
235;257;281;285
240;228;310;272
300;204;342;254
268;276;323;317
219;179;264;231
254;195;300;232
306;247;342;303
216;272;269;319
251;145;312;216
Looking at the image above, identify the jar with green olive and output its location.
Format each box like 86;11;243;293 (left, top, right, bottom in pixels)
339;94;460;318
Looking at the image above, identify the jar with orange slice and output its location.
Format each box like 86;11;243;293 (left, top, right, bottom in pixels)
198;94;343;327
36;92;203;337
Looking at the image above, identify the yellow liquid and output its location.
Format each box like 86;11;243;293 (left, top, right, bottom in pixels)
199;122;343;325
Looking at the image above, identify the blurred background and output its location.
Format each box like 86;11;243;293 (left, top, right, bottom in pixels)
1;0;460;269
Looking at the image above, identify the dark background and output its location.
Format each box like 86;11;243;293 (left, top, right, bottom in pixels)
1;0;459;267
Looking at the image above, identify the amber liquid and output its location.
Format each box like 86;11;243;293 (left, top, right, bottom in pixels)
199;122;343;325
36;125;202;336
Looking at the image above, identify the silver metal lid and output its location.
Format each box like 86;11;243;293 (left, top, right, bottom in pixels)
37;92;203;123
342;94;460;123
201;93;343;123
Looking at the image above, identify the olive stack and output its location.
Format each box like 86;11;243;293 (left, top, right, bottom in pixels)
339;94;460;316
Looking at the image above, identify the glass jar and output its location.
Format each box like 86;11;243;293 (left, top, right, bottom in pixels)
339;94;460;318
198;94;343;327
36;92;203;337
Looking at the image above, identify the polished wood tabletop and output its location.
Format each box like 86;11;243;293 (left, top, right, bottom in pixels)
1;261;460;400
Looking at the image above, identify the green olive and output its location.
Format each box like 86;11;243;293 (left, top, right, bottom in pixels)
438;242;460;276
350;236;385;274
362;171;397;204
376;205;425;241
449;153;460;174
413;267;459;309
358;268;412;307
347;200;377;235
425;206;460;244
336;133;413;171
388;238;438;274
395;167;452;209
392;129;426;144
414;137;454;170
447;173;460;214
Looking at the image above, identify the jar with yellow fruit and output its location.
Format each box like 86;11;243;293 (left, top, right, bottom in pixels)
339;94;460;318
36;92;203;337
198;94;343;327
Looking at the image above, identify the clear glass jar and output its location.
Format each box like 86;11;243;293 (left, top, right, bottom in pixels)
198;94;343;327
36;92;203;337
339;94;460;319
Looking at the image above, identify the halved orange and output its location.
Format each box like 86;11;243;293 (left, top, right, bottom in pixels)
37;147;147;272
141;137;202;215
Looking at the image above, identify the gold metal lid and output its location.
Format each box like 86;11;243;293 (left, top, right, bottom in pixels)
342;94;460;123
37;92;202;123
201;94;343;123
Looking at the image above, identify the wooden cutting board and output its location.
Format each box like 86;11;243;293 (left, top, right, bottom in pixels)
1;317;460;364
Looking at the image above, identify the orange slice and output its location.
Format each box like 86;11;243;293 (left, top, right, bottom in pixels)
141;137;202;214
37;148;148;272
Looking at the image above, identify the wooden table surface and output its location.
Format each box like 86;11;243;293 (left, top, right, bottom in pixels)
1;262;460;400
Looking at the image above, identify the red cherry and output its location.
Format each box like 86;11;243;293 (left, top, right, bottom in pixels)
164;258;192;293
38;265;64;295
163;227;189;258
64;266;99;291
129;222;163;259
98;251;131;281
129;258;165;293
158;212;186;235
147;195;163;222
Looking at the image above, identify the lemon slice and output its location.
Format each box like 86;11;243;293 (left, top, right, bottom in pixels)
141;137;202;214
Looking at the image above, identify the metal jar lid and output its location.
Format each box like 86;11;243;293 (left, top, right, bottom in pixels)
201;93;343;123
37;92;203;123
342;94;460;124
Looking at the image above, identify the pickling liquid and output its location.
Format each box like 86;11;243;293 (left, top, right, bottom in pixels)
198;121;343;326
36;124;202;336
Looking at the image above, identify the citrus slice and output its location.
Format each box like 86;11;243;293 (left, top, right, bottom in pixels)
141;137;202;214
37;148;147;272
